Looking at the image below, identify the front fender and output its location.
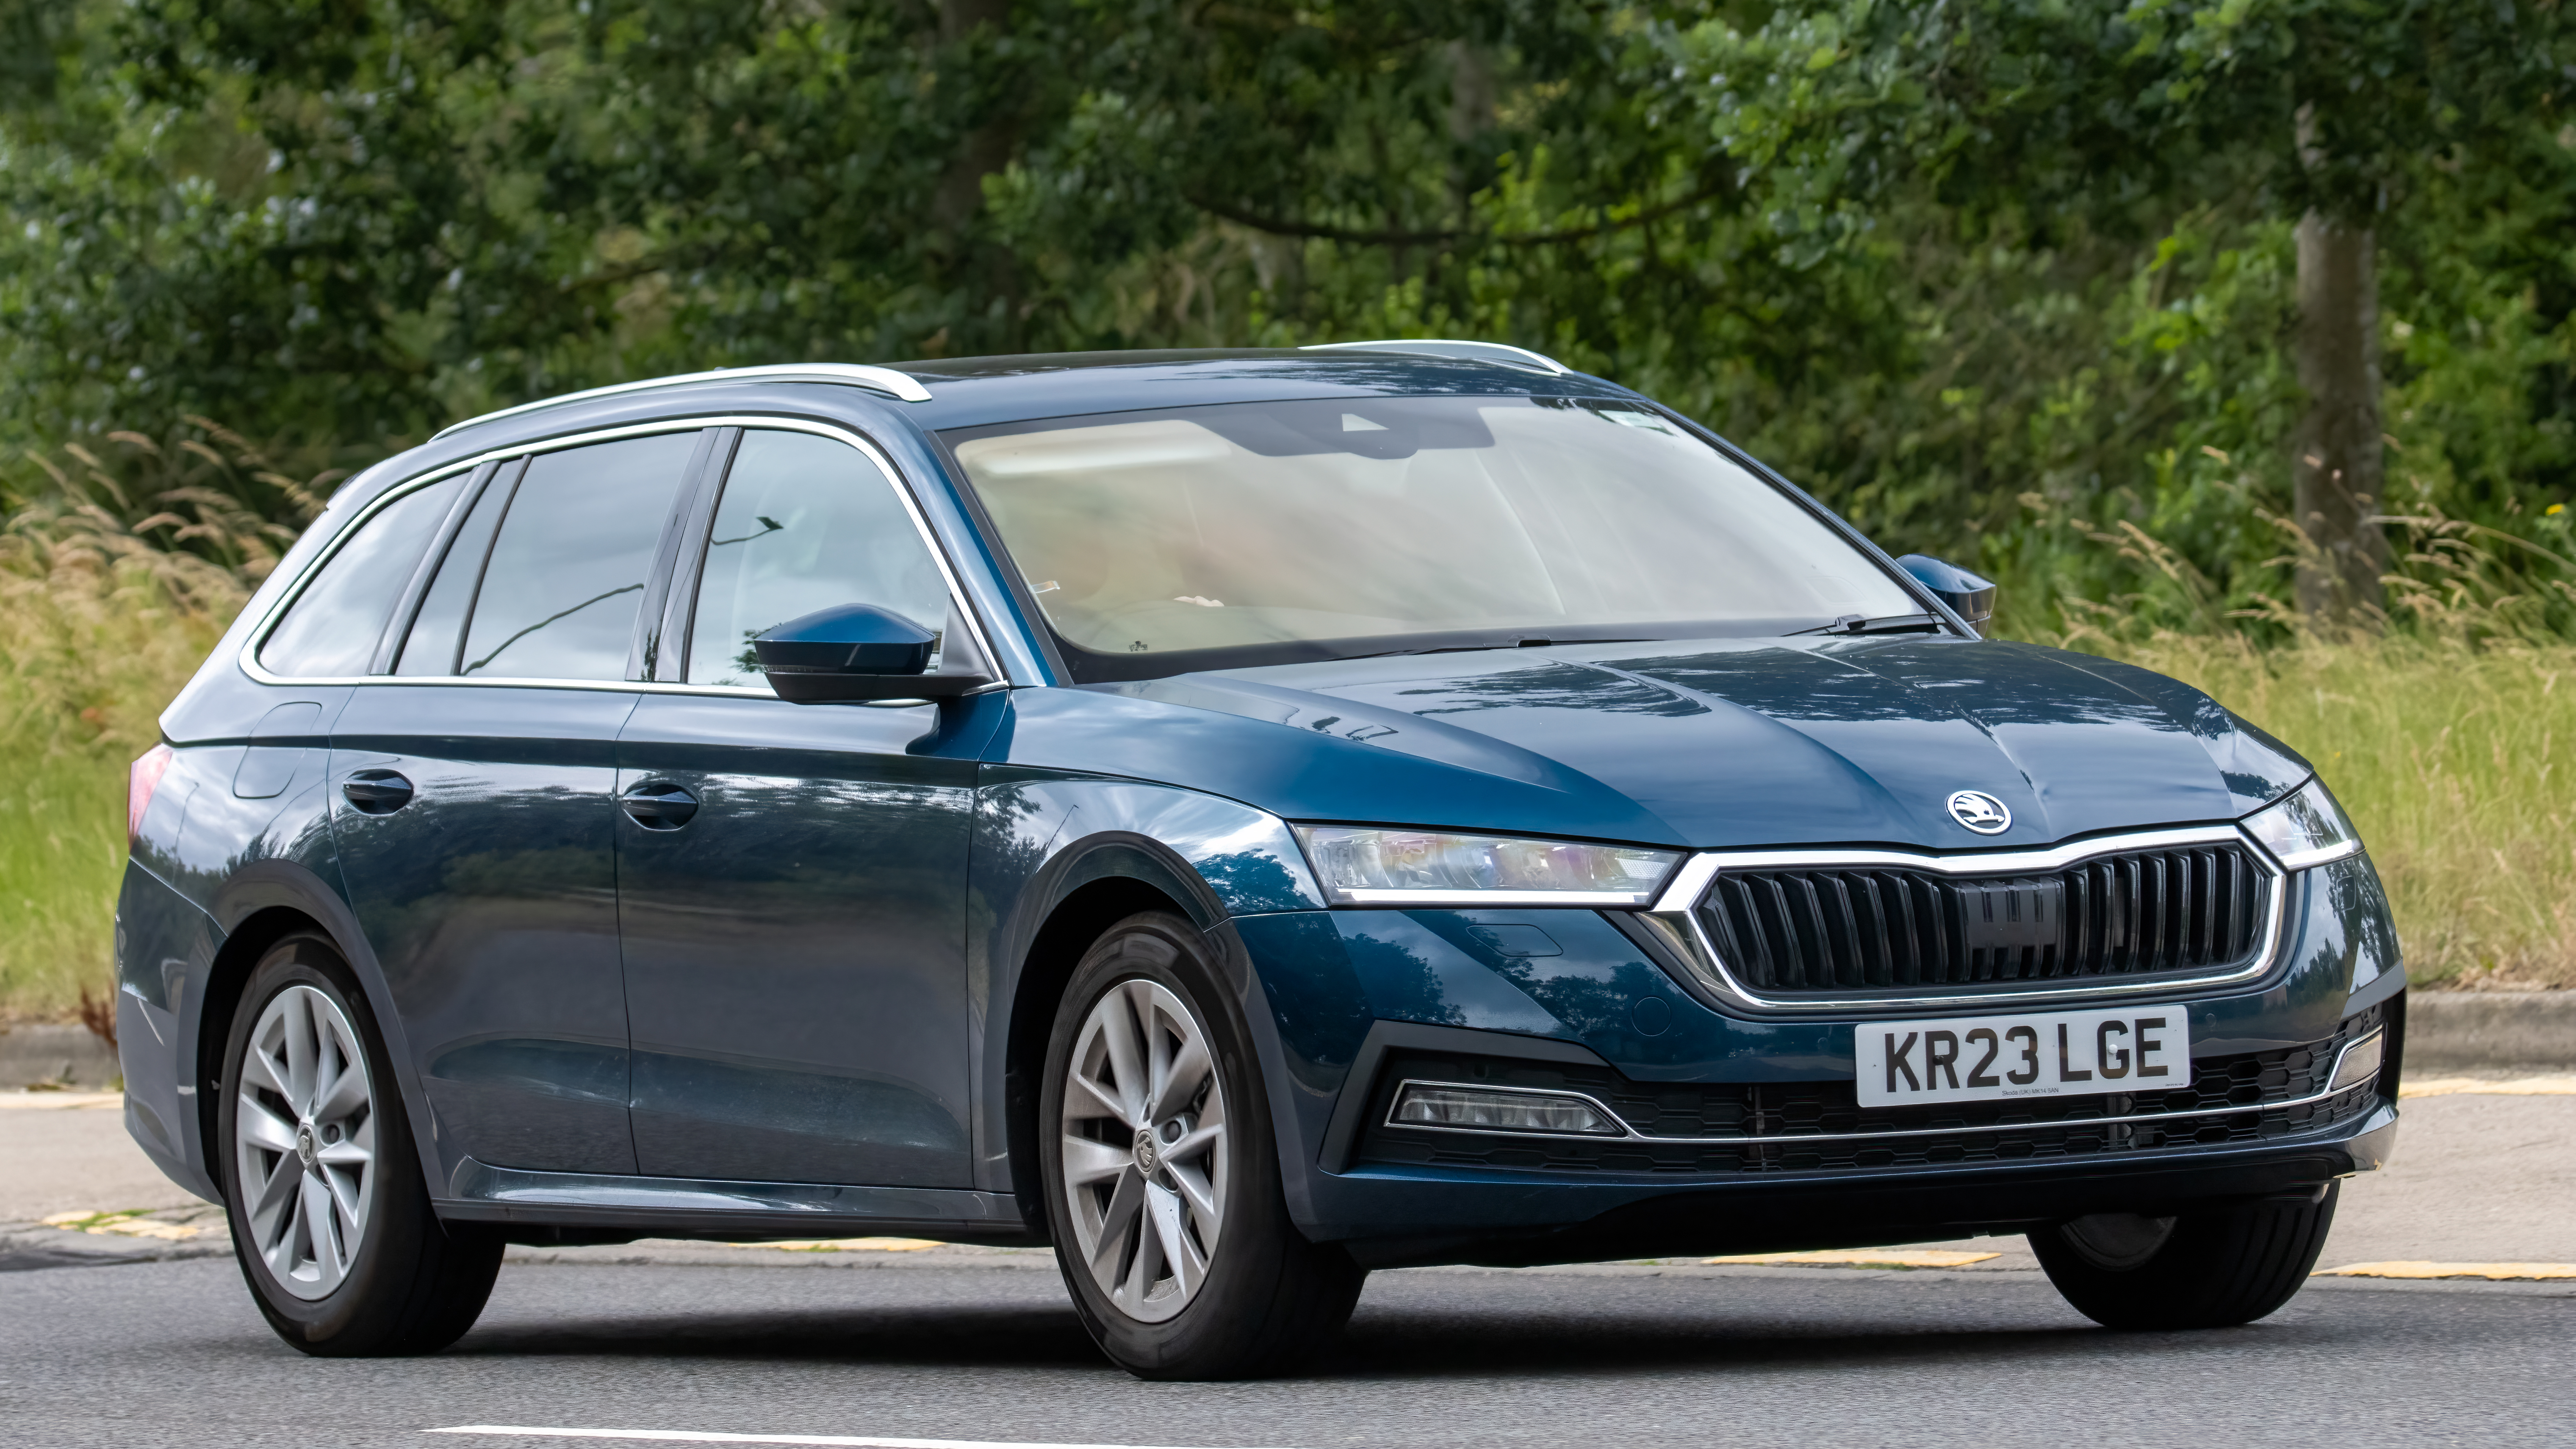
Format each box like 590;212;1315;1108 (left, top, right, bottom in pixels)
968;765;1327;1201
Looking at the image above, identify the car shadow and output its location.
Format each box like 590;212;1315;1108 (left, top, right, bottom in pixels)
443;1284;2315;1380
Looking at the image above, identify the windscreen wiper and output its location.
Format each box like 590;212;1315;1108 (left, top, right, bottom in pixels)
1346;636;1653;660
1789;613;1947;637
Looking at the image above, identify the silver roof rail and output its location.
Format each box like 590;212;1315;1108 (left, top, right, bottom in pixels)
1299;338;1568;375
430;363;934;441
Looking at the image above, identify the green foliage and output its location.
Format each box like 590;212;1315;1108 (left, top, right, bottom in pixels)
5;2;2576;1008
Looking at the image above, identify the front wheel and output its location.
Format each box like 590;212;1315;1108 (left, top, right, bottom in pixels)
1038;913;1365;1380
218;933;503;1355
2030;1184;2341;1330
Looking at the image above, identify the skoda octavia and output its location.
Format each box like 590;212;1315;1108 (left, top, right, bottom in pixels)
115;342;2401;1378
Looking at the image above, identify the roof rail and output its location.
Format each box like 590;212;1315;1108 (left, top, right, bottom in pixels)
430;363;934;441
1299;338;1568;375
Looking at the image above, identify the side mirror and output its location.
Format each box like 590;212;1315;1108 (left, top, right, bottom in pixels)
1895;554;1996;633
752;601;997;703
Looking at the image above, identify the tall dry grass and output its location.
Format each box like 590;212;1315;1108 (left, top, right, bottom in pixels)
0;422;330;1021
1;427;2569;1015
2052;511;2576;989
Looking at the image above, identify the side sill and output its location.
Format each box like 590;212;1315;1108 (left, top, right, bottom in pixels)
434;1158;1038;1244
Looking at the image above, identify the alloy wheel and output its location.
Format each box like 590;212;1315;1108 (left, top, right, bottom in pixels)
234;984;377;1300
1059;978;1228;1323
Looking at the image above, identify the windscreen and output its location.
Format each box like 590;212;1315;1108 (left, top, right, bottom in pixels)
947;396;1916;680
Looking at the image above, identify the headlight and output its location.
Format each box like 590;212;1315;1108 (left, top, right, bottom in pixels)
1294;825;1680;906
2243;778;2362;870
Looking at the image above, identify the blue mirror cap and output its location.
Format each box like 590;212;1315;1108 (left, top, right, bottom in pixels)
753;603;938;675
1895;554;1997;624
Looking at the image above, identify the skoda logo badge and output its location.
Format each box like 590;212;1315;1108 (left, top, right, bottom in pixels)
1946;790;2012;835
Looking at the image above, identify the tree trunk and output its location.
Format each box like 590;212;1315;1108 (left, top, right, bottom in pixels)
928;0;1019;348
2290;211;2392;627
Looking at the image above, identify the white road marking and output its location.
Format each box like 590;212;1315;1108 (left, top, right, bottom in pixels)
429;1429;1297;1449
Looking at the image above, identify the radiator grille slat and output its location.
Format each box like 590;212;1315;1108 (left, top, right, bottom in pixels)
1694;844;2270;998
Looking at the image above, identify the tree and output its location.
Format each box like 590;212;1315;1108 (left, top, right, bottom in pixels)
1662;0;2573;625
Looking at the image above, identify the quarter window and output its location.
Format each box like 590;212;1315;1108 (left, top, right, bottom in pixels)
685;429;950;686
258;476;467;679
460;432;699;680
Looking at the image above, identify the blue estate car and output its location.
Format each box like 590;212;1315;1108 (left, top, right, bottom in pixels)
116;343;2402;1378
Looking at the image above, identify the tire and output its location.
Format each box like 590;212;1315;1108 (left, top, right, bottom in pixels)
1036;912;1366;1380
2029;1183;2341;1330
217;933;503;1356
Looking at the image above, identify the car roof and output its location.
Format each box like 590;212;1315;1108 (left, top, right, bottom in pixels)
429;342;1641;443
332;343;1648;525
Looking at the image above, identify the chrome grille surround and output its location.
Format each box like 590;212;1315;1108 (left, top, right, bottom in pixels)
1640;826;2288;1013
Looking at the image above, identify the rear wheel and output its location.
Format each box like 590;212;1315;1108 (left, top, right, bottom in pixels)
2030;1185;2340;1330
219;933;502;1355
1038;912;1365;1379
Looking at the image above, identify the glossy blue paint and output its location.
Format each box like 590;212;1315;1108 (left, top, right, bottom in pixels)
330;684;641;1180
1002;633;2307;851
122;350;2406;1264
616;690;998;1187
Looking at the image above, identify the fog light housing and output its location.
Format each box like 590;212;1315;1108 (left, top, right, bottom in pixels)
2329;1031;2385;1092
1388;1082;1625;1136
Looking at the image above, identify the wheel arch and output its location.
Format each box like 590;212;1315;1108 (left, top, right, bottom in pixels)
997;839;1216;1236
199;862;433;1196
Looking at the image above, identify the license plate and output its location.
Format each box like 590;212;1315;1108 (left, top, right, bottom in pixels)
1856;1005;2191;1108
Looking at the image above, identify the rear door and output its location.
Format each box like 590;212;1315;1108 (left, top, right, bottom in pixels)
329;428;713;1178
615;424;993;1187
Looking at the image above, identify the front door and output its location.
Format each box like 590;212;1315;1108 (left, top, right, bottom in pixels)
332;429;705;1178
616;425;989;1187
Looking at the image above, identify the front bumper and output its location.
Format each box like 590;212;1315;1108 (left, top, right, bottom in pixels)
1330;1097;2397;1268
1285;1006;2398;1267
1233;853;2406;1268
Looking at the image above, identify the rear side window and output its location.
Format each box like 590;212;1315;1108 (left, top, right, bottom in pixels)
393;461;515;676
258;477;467;678
685;429;951;686
459;432;699;680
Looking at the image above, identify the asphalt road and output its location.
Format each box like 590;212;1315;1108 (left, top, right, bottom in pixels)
2;1248;2570;1449
6;1086;2573;1449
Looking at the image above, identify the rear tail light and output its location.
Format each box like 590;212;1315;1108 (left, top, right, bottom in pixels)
128;744;174;846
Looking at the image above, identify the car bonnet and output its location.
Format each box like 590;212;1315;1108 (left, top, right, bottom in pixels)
1103;636;2311;851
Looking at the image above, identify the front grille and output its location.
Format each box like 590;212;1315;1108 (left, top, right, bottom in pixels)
1695;842;2270;997
1358;1005;2382;1177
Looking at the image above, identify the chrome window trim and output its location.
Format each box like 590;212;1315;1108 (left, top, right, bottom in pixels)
239;416;1012;694
1381;1030;2379;1148
429;363;932;441
1641;825;2288;1013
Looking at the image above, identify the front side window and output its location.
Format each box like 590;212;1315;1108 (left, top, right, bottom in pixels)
685;429;951;687
460;432;699;680
945;396;1917;682
258;475;467;678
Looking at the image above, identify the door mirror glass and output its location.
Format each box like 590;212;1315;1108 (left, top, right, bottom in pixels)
1895;554;1996;632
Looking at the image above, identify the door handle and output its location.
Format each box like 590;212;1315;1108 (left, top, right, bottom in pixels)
341;770;414;815
620;780;699;830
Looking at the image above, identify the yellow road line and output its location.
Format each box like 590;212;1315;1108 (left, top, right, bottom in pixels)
36;1209;212;1240
2316;1261;2576;1280
1700;1248;2002;1269
2399;1076;2576;1098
